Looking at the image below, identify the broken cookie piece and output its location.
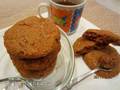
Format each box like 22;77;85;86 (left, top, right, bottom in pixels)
83;46;120;79
82;29;120;46
73;37;105;56
98;55;118;70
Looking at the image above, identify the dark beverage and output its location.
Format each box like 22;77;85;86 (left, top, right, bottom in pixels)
57;1;77;5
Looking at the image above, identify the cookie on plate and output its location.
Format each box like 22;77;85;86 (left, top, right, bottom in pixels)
4;16;61;79
82;29;120;46
4;16;60;59
11;54;57;79
83;46;120;78
10;40;60;71
73;37;105;56
10;40;60;79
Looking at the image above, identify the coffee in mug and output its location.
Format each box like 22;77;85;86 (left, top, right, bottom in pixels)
38;0;86;35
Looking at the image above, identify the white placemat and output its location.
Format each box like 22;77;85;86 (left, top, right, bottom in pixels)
0;17;120;90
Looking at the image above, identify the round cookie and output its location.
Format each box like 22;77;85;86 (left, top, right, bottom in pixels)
83;46;120;78
11;53;57;71
12;56;57;79
10;40;60;79
11;41;61;71
4;16;60;59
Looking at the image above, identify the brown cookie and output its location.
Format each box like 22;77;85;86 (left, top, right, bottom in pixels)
83;46;120;78
82;29;120;46
73;37;105;56
4;16;60;59
11;40;61;71
11;52;57;71
12;56;57;79
98;55;119;70
10;39;60;78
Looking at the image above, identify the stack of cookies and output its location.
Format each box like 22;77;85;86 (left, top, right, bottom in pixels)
4;16;61;79
73;29;120;78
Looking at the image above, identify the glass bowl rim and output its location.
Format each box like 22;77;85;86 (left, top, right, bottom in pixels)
56;26;75;90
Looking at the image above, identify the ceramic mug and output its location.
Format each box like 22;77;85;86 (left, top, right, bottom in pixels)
38;0;86;35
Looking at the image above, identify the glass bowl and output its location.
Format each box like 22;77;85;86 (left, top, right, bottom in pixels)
0;27;75;90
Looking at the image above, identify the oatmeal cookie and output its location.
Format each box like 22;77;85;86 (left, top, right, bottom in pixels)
82;29;120;46
84;46;120;78
73;37;105;56
4;16;60;59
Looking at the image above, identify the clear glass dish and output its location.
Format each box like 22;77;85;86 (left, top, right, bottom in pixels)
0;27;75;90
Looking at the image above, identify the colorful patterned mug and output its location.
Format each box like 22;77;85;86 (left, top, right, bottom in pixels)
38;0;86;35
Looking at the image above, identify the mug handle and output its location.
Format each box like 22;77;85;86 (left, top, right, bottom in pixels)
38;3;50;18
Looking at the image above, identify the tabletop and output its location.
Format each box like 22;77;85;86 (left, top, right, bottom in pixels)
82;0;120;34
